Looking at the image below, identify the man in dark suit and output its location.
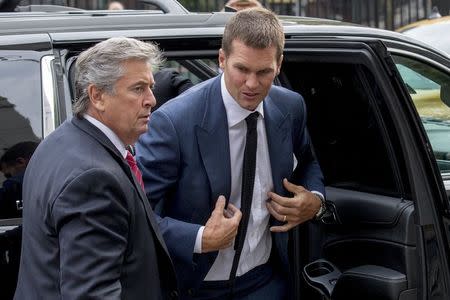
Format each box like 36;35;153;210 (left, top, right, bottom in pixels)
152;68;193;110
136;8;326;299
15;37;178;299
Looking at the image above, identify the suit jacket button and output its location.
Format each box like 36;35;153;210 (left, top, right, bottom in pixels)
170;290;179;299
188;288;195;296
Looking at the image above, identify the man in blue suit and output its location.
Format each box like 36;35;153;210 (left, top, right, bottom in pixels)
137;8;326;299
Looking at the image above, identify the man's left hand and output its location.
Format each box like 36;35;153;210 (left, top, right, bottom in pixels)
266;178;321;232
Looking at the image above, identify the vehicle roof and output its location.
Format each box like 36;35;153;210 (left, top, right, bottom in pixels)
0;10;417;39
0;9;447;62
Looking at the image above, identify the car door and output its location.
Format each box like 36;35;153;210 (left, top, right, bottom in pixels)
281;38;450;300
0;34;57;299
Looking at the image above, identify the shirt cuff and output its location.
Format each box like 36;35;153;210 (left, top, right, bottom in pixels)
311;191;325;201
194;226;205;254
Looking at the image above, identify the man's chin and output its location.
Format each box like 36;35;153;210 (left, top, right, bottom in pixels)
238;96;263;111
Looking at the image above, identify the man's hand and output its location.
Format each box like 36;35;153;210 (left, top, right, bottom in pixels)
266;178;321;232
202;196;242;253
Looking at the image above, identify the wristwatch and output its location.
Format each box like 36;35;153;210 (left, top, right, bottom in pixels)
314;194;327;220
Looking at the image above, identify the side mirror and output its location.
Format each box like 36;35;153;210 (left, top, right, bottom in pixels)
441;83;450;107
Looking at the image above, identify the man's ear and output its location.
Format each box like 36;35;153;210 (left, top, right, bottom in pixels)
276;54;284;75
88;84;105;112
219;48;226;69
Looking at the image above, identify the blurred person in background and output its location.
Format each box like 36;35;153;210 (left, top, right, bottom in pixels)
0;141;39;218
108;1;124;10
223;0;262;12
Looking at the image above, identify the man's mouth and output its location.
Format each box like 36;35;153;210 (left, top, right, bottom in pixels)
242;92;258;98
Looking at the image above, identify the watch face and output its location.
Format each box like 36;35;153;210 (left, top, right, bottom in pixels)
315;201;326;219
315;207;323;218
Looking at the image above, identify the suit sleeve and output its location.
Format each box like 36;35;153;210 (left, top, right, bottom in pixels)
291;94;325;196
51;169;128;299
136;109;201;265
170;71;193;95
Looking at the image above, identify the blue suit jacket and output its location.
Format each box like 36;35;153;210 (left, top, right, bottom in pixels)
136;75;324;293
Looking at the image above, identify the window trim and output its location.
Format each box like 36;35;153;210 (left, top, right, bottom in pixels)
41;55;56;138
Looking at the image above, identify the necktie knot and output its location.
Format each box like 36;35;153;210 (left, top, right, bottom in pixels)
126;151;137;167
245;112;259;131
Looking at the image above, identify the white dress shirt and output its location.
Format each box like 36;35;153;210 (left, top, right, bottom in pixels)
83;114;127;159
201;75;274;280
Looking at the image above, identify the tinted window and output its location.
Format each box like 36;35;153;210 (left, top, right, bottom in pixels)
0;50;42;219
393;55;450;174
163;58;218;85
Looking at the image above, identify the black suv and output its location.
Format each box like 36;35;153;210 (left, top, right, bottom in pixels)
1;1;450;299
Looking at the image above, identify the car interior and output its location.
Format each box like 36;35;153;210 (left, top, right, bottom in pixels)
281;57;417;299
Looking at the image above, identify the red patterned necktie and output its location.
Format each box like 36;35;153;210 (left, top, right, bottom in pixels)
125;150;145;190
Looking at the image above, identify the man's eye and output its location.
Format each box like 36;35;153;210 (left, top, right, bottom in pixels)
236;66;247;73
134;86;144;93
258;69;271;76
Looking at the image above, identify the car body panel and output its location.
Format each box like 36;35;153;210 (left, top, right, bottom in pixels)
398;16;450;56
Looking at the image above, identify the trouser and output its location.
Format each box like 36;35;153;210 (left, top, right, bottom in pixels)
194;263;287;300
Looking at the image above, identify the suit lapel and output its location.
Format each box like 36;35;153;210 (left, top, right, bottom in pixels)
71;117;170;255
264;92;292;195
195;77;232;206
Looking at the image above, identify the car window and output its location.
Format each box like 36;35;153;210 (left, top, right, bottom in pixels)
0;50;43;219
0;50;43;220
163;60;203;85
396;64;440;90
393;55;450;174
162;58;219;85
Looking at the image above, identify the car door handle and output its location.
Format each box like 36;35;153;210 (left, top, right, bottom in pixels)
16;200;23;211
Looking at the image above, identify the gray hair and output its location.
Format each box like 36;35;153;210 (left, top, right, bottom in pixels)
222;7;284;60
73;37;162;117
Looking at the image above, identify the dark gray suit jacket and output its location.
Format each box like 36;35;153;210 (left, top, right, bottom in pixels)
14;117;178;300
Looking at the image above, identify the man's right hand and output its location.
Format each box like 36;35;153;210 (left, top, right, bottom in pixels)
202;195;241;253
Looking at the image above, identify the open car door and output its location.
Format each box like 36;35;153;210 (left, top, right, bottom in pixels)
281;38;450;300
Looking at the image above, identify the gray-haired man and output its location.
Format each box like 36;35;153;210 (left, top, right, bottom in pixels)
15;37;178;299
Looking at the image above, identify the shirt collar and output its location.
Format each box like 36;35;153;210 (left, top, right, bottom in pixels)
83;114;127;159
221;74;264;128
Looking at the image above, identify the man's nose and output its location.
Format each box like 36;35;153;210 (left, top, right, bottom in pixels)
144;87;157;108
245;73;258;89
